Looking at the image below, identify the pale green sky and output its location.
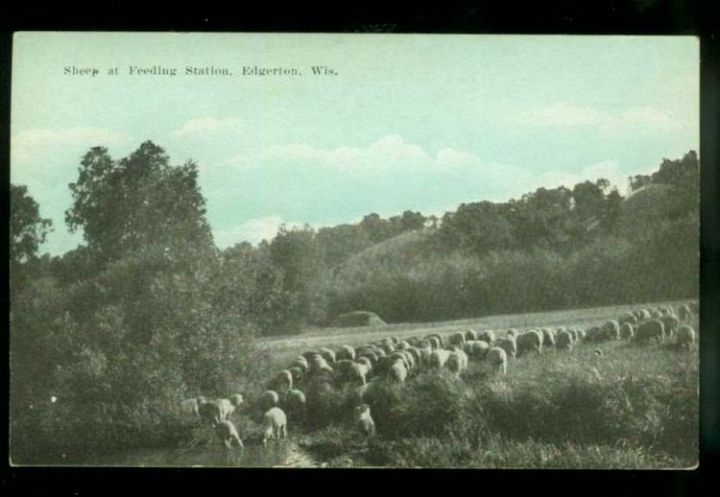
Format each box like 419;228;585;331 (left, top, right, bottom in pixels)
11;33;699;254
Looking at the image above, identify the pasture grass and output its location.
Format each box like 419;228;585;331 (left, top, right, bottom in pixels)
289;309;698;468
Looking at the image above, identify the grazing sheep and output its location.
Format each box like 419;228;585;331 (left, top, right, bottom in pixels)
540;328;555;347
288;366;304;384
585;326;600;343
358;351;379;367
650;309;662;319
639;309;652;321
426;336;441;350
319;347;337;365
566;328;578;343
354;404;376;438
198;399;223;424
426;334;445;348
216;398;239;420
619;322;635;340
302;351;319;362
678;305;692;322
599;320;620;341
336;345;356;362
464;340;490;359
676;325;696;350
388;360;408;383
495;336;517;359
465;329;478;341
270;370;293;395
487;347;508;375
283;388;307;420
262;407;288;446
348;362;371;386
556;330;574;350
619;312;638;326
446;348;468;377
291;356;309;372
180;397;203;418
659;315;680;338
259;390;281;412
449;332;466;348
478;330;496;344
309;355;332;373
397;340;411;350
215;419;243;449
516;330;543;355
429;349;451;369
635;319;665;344
506;328;518;338
406;347;422;367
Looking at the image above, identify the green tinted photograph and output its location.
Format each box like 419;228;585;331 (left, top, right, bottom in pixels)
10;33;699;468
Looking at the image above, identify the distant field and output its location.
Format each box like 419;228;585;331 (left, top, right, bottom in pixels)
258;300;691;366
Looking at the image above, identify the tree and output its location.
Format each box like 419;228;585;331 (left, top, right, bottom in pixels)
10;184;52;265
65;141;214;263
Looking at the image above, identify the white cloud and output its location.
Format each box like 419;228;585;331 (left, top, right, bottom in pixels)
12;127;131;163
513;102;684;133
172;117;246;139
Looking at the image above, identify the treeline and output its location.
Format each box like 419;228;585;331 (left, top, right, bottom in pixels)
10;143;698;452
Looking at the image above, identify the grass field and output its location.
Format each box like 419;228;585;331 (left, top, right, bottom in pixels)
250;301;698;468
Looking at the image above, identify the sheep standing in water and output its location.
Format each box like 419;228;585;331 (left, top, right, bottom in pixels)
354;403;376;438
215;419;244;449
263;407;288;447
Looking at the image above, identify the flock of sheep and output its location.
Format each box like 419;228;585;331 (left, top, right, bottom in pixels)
181;301;698;450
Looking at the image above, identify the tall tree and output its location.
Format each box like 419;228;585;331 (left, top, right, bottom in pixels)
10;184;53;265
65;141;214;263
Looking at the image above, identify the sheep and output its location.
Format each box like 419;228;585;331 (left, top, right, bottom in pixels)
495;336;517;359
309;355;332;373
198;399;223;424
540;328;555;347
676;325;696;350
270;370;293;395
397;340;411;350
429;349;451;369
678;305;693;322
576;328;586;341
639;309;653;321
566;328;578;343
283;388;307;421
478;330;496;344
354;403;376;438
516;330;543;356
426;333;444;348
635;319;665;344
388;360;408;383
258;390;281;412
464;339;490;359
180;397;204;418
215;419;244;449
585;326;600;343
288;366;304;384
659;315;680;338
333;359;357;379
556;330;574;350
619;312;638;326
302;351;319;362
487;346;508;375
348;362;371;386
336;345;356;362
318;347;337;365
358;350;379;367
506;328;518;338
448;332;466;348
406;346;423;368
619;322;635;340
446;348;468;377
291;356;309;372
465;329;479;341
599;320;620;341
262;407;288;446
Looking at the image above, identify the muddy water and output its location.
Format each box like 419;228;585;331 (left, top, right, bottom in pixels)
12;441;318;468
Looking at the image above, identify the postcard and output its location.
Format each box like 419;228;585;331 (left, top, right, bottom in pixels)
9;32;699;468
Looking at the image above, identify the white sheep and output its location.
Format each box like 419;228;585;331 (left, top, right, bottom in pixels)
429;349;451;369
478;330;496;344
354;403;376;438
262;407;288;446
495;336;517;359
516;330;543;356
676;325;696;350
388;360;408;383
487;347;507;375
259;390;280;412
215;419;244;449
